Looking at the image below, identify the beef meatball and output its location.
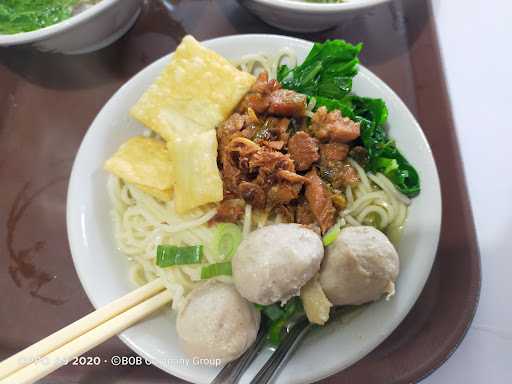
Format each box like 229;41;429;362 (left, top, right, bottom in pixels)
232;224;324;305
319;226;399;306
176;280;260;363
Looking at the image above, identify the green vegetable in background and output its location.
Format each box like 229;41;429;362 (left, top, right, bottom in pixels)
278;39;421;197
156;245;203;267
0;0;81;34
278;40;362;100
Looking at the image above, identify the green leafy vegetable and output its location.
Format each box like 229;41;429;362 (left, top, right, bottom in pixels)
322;222;341;246
278;40;362;100
262;304;285;321
0;0;81;34
313;95;354;117
267;318;287;346
277;39;420;197
200;261;232;279
212;223;242;261
374;158;399;175
261;297;304;345
156;245;203;267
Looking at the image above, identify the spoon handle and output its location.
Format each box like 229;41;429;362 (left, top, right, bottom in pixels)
211;327;268;384
250;319;313;384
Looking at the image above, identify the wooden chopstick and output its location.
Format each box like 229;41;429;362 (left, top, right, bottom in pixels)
0;278;168;383
2;289;172;384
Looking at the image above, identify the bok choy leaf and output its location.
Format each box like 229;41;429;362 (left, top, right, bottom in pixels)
278;40;362;99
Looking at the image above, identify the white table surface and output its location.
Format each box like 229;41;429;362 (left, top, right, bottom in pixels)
423;0;512;383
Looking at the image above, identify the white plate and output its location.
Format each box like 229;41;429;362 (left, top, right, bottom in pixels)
67;34;441;384
237;0;391;33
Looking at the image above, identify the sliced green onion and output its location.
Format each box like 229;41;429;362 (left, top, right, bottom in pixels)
322;222;341;246
213;223;242;261
156;245;203;267
263;304;285;321
200;261;232;279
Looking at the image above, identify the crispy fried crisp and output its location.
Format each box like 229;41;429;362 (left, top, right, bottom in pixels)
130;35;256;142
104;136;174;201
169;130;223;213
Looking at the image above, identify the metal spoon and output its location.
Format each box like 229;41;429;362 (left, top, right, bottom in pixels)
210;313;311;384
249;316;312;384
211;328;269;384
211;305;360;384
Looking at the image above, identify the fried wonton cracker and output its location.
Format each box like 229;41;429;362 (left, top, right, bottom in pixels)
130;35;256;142
104;136;173;201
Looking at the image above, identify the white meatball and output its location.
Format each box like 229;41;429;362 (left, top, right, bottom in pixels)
319;226;399;306
232;224;324;305
176;280;260;363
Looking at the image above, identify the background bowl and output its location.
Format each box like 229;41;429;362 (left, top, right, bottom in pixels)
67;34;441;384
237;0;391;32
0;0;141;54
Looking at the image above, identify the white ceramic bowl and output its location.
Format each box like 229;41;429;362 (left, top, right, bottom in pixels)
0;0;141;54
67;34;441;384
237;0;391;32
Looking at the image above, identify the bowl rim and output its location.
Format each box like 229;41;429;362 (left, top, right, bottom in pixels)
243;0;391;12
0;0;122;46
66;33;442;384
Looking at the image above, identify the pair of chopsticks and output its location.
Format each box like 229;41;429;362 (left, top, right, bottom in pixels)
0;278;171;384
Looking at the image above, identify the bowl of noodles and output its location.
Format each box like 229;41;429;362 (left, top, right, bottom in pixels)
67;34;441;383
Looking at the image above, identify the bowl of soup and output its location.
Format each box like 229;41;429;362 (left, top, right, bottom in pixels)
0;0;142;54
237;0;391;32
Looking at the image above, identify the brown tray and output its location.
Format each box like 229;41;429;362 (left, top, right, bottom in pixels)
0;0;480;383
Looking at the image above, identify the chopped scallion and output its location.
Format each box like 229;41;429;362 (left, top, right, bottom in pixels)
323;222;341;246
200;261;232;279
156;245;203;267
213;223;242;261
